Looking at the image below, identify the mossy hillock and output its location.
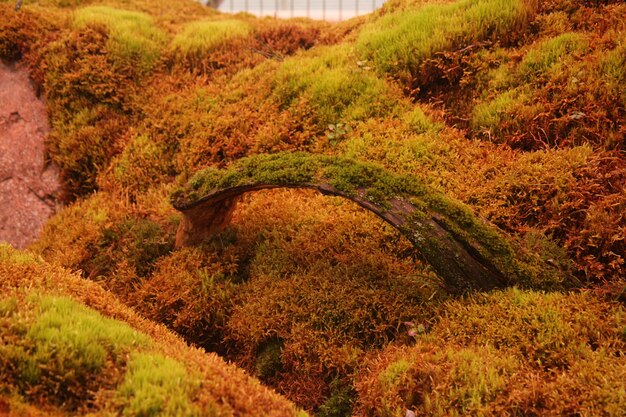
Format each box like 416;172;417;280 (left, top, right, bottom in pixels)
0;244;305;416
355;288;626;416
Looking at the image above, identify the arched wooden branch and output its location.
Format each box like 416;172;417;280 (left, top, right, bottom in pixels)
171;152;537;293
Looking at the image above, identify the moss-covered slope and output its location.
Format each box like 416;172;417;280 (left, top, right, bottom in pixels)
2;0;626;414
356;288;626;417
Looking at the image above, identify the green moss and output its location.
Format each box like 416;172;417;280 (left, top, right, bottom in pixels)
0;244;39;265
73;6;166;73
255;339;283;380
317;379;355;417
172;19;251;57
518;32;589;82
356;0;533;85
379;359;410;389
601;39;626;105
437;348;516;414
471;88;527;137
0;297;18;317
118;352;202;417
172;152;421;207
0;295;150;407
24;296;150;377
272;45;400;128
403;107;443;134
108;134;172;194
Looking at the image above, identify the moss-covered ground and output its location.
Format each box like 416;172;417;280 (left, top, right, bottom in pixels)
1;0;625;415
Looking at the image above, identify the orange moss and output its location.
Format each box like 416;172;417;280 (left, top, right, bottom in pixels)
355;288;626;417
5;0;626;413
130;189;441;411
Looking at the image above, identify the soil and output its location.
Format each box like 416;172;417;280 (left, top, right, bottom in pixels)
0;61;61;249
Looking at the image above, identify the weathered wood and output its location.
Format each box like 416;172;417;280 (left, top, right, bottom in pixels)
174;181;509;293
170;152;567;293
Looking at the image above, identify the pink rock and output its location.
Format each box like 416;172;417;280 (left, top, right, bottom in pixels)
0;61;61;248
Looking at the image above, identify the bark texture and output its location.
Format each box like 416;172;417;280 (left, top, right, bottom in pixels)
174;182;509;293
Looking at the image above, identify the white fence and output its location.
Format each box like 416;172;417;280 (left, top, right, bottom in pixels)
207;0;386;21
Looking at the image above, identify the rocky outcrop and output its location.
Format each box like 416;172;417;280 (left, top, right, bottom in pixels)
0;62;60;248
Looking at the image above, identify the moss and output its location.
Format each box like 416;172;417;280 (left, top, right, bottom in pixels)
4;0;626;413
0;245;40;265
173;152;426;208
518;32;589;82
255;339;284;380
468;28;623;149
174;152;571;290
73;5;166;74
47;105;127;196
317;379;355;417
0;5;60;62
105;134;173;195
0;245;303;416
168;18;260;75
171;19;251;57
118;352;202;417
0;297;17;317
86;216;173;278
2;295;150;409
379;359;411;389
470;88;531;139
26;296;150;364
356;288;626;416
131;246;239;353
272;45;402;129
403;107;443;135
601;39;626;106
30;193;113;270
356;0;534;87
222;188;436;409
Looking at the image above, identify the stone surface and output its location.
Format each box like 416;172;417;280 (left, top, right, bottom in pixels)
0;61;61;248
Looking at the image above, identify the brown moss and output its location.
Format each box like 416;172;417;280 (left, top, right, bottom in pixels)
131;246;241;353
124;189;440;411
221;189;439;410
252;19;333;58
0;5;61;64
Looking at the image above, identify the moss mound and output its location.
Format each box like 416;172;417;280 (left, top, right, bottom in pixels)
0;245;304;416
355;288;626;416
356;0;535;90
